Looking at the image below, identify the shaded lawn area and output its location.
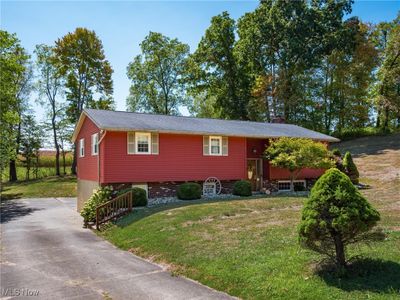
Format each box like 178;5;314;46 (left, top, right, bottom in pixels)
99;195;400;300
1;176;77;200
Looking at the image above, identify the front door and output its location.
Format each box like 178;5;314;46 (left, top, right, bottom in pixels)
247;159;263;191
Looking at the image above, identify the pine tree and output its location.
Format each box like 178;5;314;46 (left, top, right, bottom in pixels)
299;168;380;267
343;151;360;184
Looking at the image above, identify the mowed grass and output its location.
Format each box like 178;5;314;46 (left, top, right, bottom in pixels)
100;134;400;300
1;176;77;200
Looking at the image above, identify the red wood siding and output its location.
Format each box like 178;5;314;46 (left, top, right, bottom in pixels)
246;138;325;180
269;167;325;180
246;138;271;180
101;132;247;183
76;117;100;181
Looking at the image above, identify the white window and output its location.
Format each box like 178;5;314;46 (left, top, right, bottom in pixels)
136;132;151;154
277;180;306;191
79;138;85;158
91;133;99;155
203;136;228;156
128;132;159;155
209;136;222;155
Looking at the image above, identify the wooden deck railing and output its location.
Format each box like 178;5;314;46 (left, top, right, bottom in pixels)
96;191;133;230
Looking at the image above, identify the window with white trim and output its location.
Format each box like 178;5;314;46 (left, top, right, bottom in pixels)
79;138;85;157
209;136;222;155
136;132;151;154
278;180;306;191
91;133;99;155
127;132;159;155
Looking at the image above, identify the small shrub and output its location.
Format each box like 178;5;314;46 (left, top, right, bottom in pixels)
294;184;306;192
177;182;202;200
131;187;147;206
116;187;148;206
331;148;342;157
343;151;359;184
299;168;380;268
233;180;252;196
80;186;113;223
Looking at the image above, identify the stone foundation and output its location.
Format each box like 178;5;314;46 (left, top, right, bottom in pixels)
77;179;99;212
99;178;319;201
148;180;237;198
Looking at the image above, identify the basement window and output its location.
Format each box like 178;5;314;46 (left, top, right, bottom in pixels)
277;180;306;191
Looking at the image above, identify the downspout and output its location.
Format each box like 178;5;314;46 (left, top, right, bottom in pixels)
98;130;107;186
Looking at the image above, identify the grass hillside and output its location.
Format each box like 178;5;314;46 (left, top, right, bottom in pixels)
335;133;400;232
101;133;400;300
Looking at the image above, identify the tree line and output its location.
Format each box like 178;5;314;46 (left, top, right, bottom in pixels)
127;1;400;134
1;28;113;184
1;0;399;185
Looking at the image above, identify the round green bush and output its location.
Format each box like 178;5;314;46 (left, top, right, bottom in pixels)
117;187;148;207
131;187;147;206
177;182;202;200
80;186;113;223
232;180;252;196
343;151;359;184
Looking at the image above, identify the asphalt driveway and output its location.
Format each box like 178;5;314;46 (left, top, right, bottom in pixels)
0;198;233;299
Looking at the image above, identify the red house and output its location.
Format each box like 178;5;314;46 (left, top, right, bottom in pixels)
72;109;338;210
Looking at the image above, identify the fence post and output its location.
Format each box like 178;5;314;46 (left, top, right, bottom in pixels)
129;191;133;212
96;207;99;230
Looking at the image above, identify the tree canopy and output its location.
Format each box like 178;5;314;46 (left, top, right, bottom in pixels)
265;138;334;192
126;32;190;115
54;27;114;123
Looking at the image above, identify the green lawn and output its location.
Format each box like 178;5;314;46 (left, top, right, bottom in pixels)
99;195;399;299
1;176;77;200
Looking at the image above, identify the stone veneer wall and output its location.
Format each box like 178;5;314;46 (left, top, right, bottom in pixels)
148;180;237;198
102;178;318;199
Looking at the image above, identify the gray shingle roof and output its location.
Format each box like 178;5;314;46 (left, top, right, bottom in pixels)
81;109;339;142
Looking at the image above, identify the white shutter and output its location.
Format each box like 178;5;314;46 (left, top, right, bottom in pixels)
151;133;159;154
222;137;228;156
127;132;135;154
203;136;209;155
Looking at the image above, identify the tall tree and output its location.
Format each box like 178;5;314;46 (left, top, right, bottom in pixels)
19;115;43;180
188;12;250;120
0;31;29;186
54;27;114;173
35;44;65;176
373;16;400;129
127;32;190;115
3;34;34;182
237;0;353;122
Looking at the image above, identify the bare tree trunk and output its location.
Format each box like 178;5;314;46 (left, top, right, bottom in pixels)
333;233;346;267
9;159;17;182
71;146;77;175
383;106;390;130
61;148;66;175
376;108;381;128
52;113;60;176
9;121;22;182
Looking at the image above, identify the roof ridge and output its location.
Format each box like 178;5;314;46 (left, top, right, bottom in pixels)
84;108;296;127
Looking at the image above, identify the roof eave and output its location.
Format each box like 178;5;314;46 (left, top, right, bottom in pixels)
96;127;339;142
